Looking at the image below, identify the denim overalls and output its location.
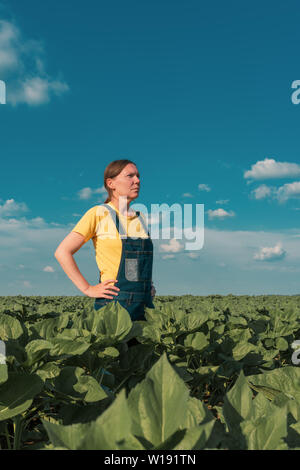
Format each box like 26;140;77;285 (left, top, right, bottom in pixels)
94;204;154;321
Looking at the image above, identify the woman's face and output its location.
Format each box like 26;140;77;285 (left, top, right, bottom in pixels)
107;163;140;201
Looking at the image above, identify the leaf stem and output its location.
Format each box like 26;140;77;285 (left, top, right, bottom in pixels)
13;415;23;450
5;423;11;450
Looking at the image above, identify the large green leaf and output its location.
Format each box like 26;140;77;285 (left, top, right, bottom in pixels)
184;332;208;352
23;339;53;367
231;341;257;361
227;316;248;327
82;302;133;345
80;390;143;450
127;353;190;447
144;308;169;327
180;312;210;332
223;370;253;438
250;392;272;420
248;367;300;403
0;372;44;420
0;314;24;340
42;419;90;449
30;315;69;340
140;324;161;343
50;338;90;357
184;397;214;428
36;362;61;381
241;406;288;450
52;367;107;402
173;422;215;450
43;390;144;450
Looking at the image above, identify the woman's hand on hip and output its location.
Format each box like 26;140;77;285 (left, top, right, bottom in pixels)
83;280;120;298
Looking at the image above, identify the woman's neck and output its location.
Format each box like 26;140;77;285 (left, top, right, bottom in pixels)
109;197;135;216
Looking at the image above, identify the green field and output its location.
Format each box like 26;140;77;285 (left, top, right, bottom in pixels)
1;294;300;450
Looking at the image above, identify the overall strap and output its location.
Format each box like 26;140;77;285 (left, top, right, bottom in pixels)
136;212;151;237
102;204;127;238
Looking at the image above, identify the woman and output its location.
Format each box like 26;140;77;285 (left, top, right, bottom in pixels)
54;159;156;322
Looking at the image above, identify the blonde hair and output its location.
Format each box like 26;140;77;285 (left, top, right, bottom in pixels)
103;159;136;203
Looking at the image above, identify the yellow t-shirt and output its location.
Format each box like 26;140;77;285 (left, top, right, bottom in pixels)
72;202;149;282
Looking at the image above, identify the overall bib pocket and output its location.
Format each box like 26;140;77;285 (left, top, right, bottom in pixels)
125;258;139;281
124;250;153;282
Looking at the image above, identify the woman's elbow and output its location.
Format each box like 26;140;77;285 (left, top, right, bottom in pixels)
54;247;64;260
55;246;74;260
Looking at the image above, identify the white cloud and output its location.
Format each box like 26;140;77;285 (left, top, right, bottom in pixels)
248;181;300;203
9;77;69;106
94;186;106;194
182;193;193;198
78;186;106;200
43;266;55;272
251;184;273;200
201;228;299;271
0;19;69;106
0;20;19;72
78;187;93;200
276;181;300;203
198;184;211;192
0;199;29;216
161;254;176;260
254;242;286;261
160;238;184;253
0;204;81;294
244;158;300;180
207;208;235;220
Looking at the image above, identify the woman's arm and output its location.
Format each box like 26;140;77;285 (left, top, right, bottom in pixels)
54;231;120;298
54;232;90;294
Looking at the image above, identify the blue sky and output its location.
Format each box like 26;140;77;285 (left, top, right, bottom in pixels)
1;0;300;296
